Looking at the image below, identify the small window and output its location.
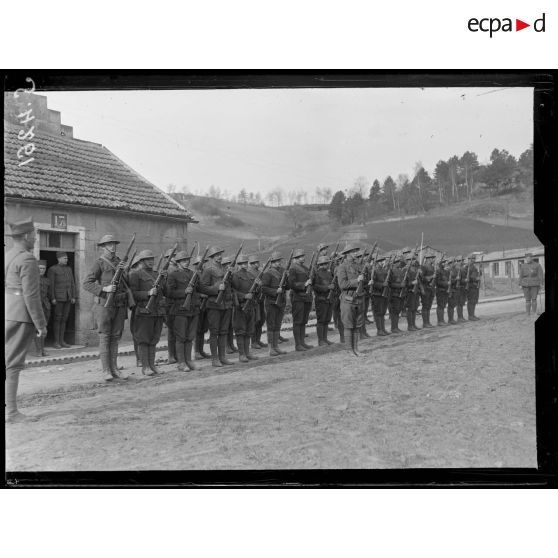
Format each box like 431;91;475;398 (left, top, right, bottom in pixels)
505;261;512;276
48;232;61;248
492;262;499;276
533;258;539;263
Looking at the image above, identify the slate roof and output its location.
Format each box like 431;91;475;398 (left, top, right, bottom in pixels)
4;122;194;220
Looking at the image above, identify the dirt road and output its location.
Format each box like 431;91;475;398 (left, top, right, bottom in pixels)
6;298;537;471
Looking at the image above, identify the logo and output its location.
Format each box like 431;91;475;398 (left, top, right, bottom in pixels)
468;13;546;37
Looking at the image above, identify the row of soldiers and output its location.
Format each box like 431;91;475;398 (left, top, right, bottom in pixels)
81;235;483;381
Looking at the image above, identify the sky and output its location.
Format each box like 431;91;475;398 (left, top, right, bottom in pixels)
44;87;533;199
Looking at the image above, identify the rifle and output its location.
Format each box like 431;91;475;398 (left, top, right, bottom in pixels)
356;242;377;297
399;245;419;299
326;243;340;302
145;242;178;313
367;249;381;297
104;234;136;308
465;257;472;291
305;251;317;295
154;253;163;274
242;256;272;312
447;262;454;296
126;250;137;273
430;252;445;288
188;242;197;261
182;245;210;310
275;249;294;305
215;243;243;305
381;255;394;298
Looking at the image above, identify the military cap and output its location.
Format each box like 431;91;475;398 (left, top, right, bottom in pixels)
236;253;250;264
207;246;224;258
404;254;413;261
56;251;67;258
341;243;360;255
192;255;203;265
97;234;120;246
221;255;233;265
270;251;283;262
376;255;386;262
293;248;305;258
130;254;141;267
37;259;47;266
248;255;260;264
525;252;533;257
317;243;329;252
317;255;330;265
174;250;192;262
424;253;436;259
6;218;34;236
136;249;155;262
455;254;463;261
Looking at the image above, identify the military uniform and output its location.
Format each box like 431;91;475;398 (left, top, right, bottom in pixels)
405;259;421;331
5;219;48;421
388;258;405;333
336;244;365;354
519;255;544;315
419;256;436;328
313;257;334;346
47;253;76;348
248;257;267;349
163;252;179;364
370;257;390;336
166;252;199;371
435;262;450;326
454;256;467;322
129;251;167;375
446;261;459;324
32;261;52;356
83;237;130;380
464;257;482;320
288;251;313;351
199;247;234;367
261;252;288;356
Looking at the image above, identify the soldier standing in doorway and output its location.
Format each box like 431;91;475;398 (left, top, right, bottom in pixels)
166;250;199;371
261;251;288;356
83;235;131;381
313;255;335;346
465;254;482;321
48;250;77;348
518;252;544;317
128;250;167;376
5;219;48;422
419;254;436;328
288;248;314;351
32;260;52;356
199;246;235;367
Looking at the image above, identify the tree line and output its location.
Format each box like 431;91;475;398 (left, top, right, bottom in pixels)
328;146;533;225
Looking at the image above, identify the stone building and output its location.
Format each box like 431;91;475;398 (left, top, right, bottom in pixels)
4;92;196;346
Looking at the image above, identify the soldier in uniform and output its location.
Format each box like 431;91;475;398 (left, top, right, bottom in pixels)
288;248;314;351
83;235;131;381
369;255;390;336
32;260;52;356
404;254;421;332
419;254;436;328
128;253;142;367
222;255;239;354
435;257;450;326
47;251;77;348
248;255;267;349
199;246;235;367
193;255;210;360
162;249;179;364
231;254;260;363
465;254;482;321
455;255;467;323
388;253;405;334
356;249;372;339
331;252;345;343
261;251;288;356
336;243;366;355
313;255;335;346
129;250;167;376
519;252;544;316
446;257;459;325
5;219;48;422
166;250;199;371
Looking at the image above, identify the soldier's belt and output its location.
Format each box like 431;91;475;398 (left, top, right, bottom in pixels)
5;288;22;295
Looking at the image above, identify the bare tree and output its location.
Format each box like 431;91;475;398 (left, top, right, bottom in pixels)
167;183;176;194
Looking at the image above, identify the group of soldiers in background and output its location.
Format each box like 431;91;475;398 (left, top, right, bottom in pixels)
80;235;486;380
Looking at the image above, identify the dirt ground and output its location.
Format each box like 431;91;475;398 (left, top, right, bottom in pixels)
6;298;538;471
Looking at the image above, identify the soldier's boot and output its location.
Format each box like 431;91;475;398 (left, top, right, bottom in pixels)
59;321;71;348
184;341;197;370
323;324;333;345
5;370;35;423
245;336;259;360
338;322;345;343
525;302;531;316
360;324;371;339
167;349;177;365
195;334;208;359
139;344;153;376
422;309;433;328
374;315;385;336
236;335;249;363
98;334;113;381
467;303;474;321
31;336;42;357
148;345;162;374
294;325;305;351
317;324;326;346
52;320;62;349
209;336;222;367
412;311;421;330
257;325;268;348
134;340;141;367
300;325;314;349
226;329;238;354
346;328;354;354
176;341;187;371
273;331;287;355
268;332;280;356
218;335;235;365
457;306;466;323
448;308;457;325
531;299;537;316
436;306;445;326
351;329;361;356
251;332;263;350
110;342;128;380
40;336;49;356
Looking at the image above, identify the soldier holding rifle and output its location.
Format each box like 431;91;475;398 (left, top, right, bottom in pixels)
358;244;377;339
446;257;459;325
129;248;172;376
248;255;267;349
166;249;200;371
455;255;468;323
404;252;422;332
388;253;405;334
313;254;335;346
222;255;239;354
163;248;179;364
435;257;451;326
288;248;314;351
193;254;211;360
465;253;482;321
83;234;135;381
370;254;390;336
419;254;437;328
261;251;291;356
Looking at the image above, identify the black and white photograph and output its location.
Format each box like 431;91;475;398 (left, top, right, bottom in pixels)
3;74;552;479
